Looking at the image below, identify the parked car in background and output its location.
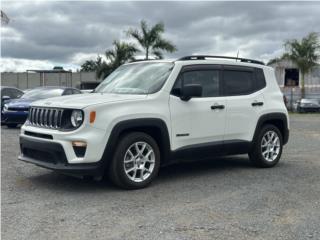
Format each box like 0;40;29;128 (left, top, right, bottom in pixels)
77;81;100;94
2;86;81;128
295;98;320;113
1;86;24;124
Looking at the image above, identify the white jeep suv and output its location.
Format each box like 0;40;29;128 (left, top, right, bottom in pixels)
19;55;289;189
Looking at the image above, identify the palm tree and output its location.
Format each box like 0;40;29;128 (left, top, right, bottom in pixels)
283;32;320;98
127;20;177;60
96;40;139;79
80;56;103;72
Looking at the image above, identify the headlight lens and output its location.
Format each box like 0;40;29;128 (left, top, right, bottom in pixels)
70;110;83;128
3;104;9;111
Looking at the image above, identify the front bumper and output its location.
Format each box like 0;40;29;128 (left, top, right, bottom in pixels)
19;136;105;177
2;111;28;124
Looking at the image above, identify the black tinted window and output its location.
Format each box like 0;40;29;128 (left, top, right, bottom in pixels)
255;68;266;90
72;89;81;94
63;89;73;95
176;70;220;97
223;70;254;96
1;88;10;97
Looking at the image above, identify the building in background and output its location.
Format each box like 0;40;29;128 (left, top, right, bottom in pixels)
1;67;101;90
268;59;320;110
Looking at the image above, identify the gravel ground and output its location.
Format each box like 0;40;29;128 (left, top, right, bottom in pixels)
1;114;320;240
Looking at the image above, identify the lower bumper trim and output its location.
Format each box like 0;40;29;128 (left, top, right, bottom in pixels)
19;136;105;178
18;155;104;177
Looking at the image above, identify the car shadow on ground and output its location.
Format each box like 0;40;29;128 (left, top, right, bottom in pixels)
25;155;253;192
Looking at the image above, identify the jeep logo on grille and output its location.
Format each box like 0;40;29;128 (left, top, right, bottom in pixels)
44;102;52;105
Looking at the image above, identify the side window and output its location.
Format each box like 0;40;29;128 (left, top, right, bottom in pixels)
2;89;10;97
72;89;81;94
223;70;254;96
173;70;220;98
63;89;73;95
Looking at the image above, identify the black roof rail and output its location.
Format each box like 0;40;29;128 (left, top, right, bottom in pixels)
178;55;265;65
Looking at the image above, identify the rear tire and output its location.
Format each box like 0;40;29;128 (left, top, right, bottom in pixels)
108;132;160;189
249;124;283;168
7;124;18;128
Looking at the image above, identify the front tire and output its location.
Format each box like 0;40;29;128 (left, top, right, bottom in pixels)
108;132;160;189
249;124;283;168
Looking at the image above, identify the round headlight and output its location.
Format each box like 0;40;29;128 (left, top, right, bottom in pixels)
70;110;83;128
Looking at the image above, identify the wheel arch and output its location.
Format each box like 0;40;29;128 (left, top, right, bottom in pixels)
100;118;171;169
252;113;289;145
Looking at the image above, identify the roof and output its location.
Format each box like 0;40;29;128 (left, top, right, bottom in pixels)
125;55;265;67
177;55;265;65
27;69;72;73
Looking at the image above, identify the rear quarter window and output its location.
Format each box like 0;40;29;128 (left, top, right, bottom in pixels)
255;68;266;91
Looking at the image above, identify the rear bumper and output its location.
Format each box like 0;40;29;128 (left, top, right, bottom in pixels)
18;136;105;178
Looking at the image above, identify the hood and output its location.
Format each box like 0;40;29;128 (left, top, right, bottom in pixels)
31;93;148;109
7;98;34;108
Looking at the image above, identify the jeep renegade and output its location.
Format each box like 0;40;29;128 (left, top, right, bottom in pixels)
19;55;289;189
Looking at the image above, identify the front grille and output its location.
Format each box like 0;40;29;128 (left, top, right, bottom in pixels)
28;107;64;129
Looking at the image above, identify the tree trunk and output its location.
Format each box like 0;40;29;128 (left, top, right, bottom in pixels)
146;48;149;60
301;72;305;99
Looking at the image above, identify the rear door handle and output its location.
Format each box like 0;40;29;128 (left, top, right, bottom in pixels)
211;104;225;110
252;101;264;107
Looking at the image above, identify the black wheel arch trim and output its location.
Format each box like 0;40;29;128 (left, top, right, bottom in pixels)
252;112;289;145
100;118;171;169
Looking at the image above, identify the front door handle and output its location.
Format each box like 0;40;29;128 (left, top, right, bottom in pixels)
211;104;225;110
252;101;264;107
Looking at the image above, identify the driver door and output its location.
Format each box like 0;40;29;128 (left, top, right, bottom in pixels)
169;65;226;151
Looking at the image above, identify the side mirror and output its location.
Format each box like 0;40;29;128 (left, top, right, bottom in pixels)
181;84;202;101
2;96;11;102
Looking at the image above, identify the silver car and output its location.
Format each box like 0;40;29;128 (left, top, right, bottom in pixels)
296;99;320;113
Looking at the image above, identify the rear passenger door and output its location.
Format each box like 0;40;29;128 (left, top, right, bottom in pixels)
223;66;266;142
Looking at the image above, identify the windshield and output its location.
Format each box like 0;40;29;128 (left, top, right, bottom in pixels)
21;88;64;100
94;62;174;94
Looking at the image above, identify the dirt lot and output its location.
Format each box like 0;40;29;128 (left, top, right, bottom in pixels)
1;114;320;240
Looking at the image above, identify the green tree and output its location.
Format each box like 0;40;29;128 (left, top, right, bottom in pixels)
80;56;103;72
96;40;139;79
127;20;177;60
283;32;320;98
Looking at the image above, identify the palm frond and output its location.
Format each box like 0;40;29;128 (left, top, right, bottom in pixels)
152;50;164;59
127;20;177;59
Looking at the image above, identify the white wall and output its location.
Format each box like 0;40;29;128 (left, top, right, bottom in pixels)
1;71;99;89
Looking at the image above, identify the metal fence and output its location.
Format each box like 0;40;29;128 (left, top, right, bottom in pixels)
281;87;320;111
